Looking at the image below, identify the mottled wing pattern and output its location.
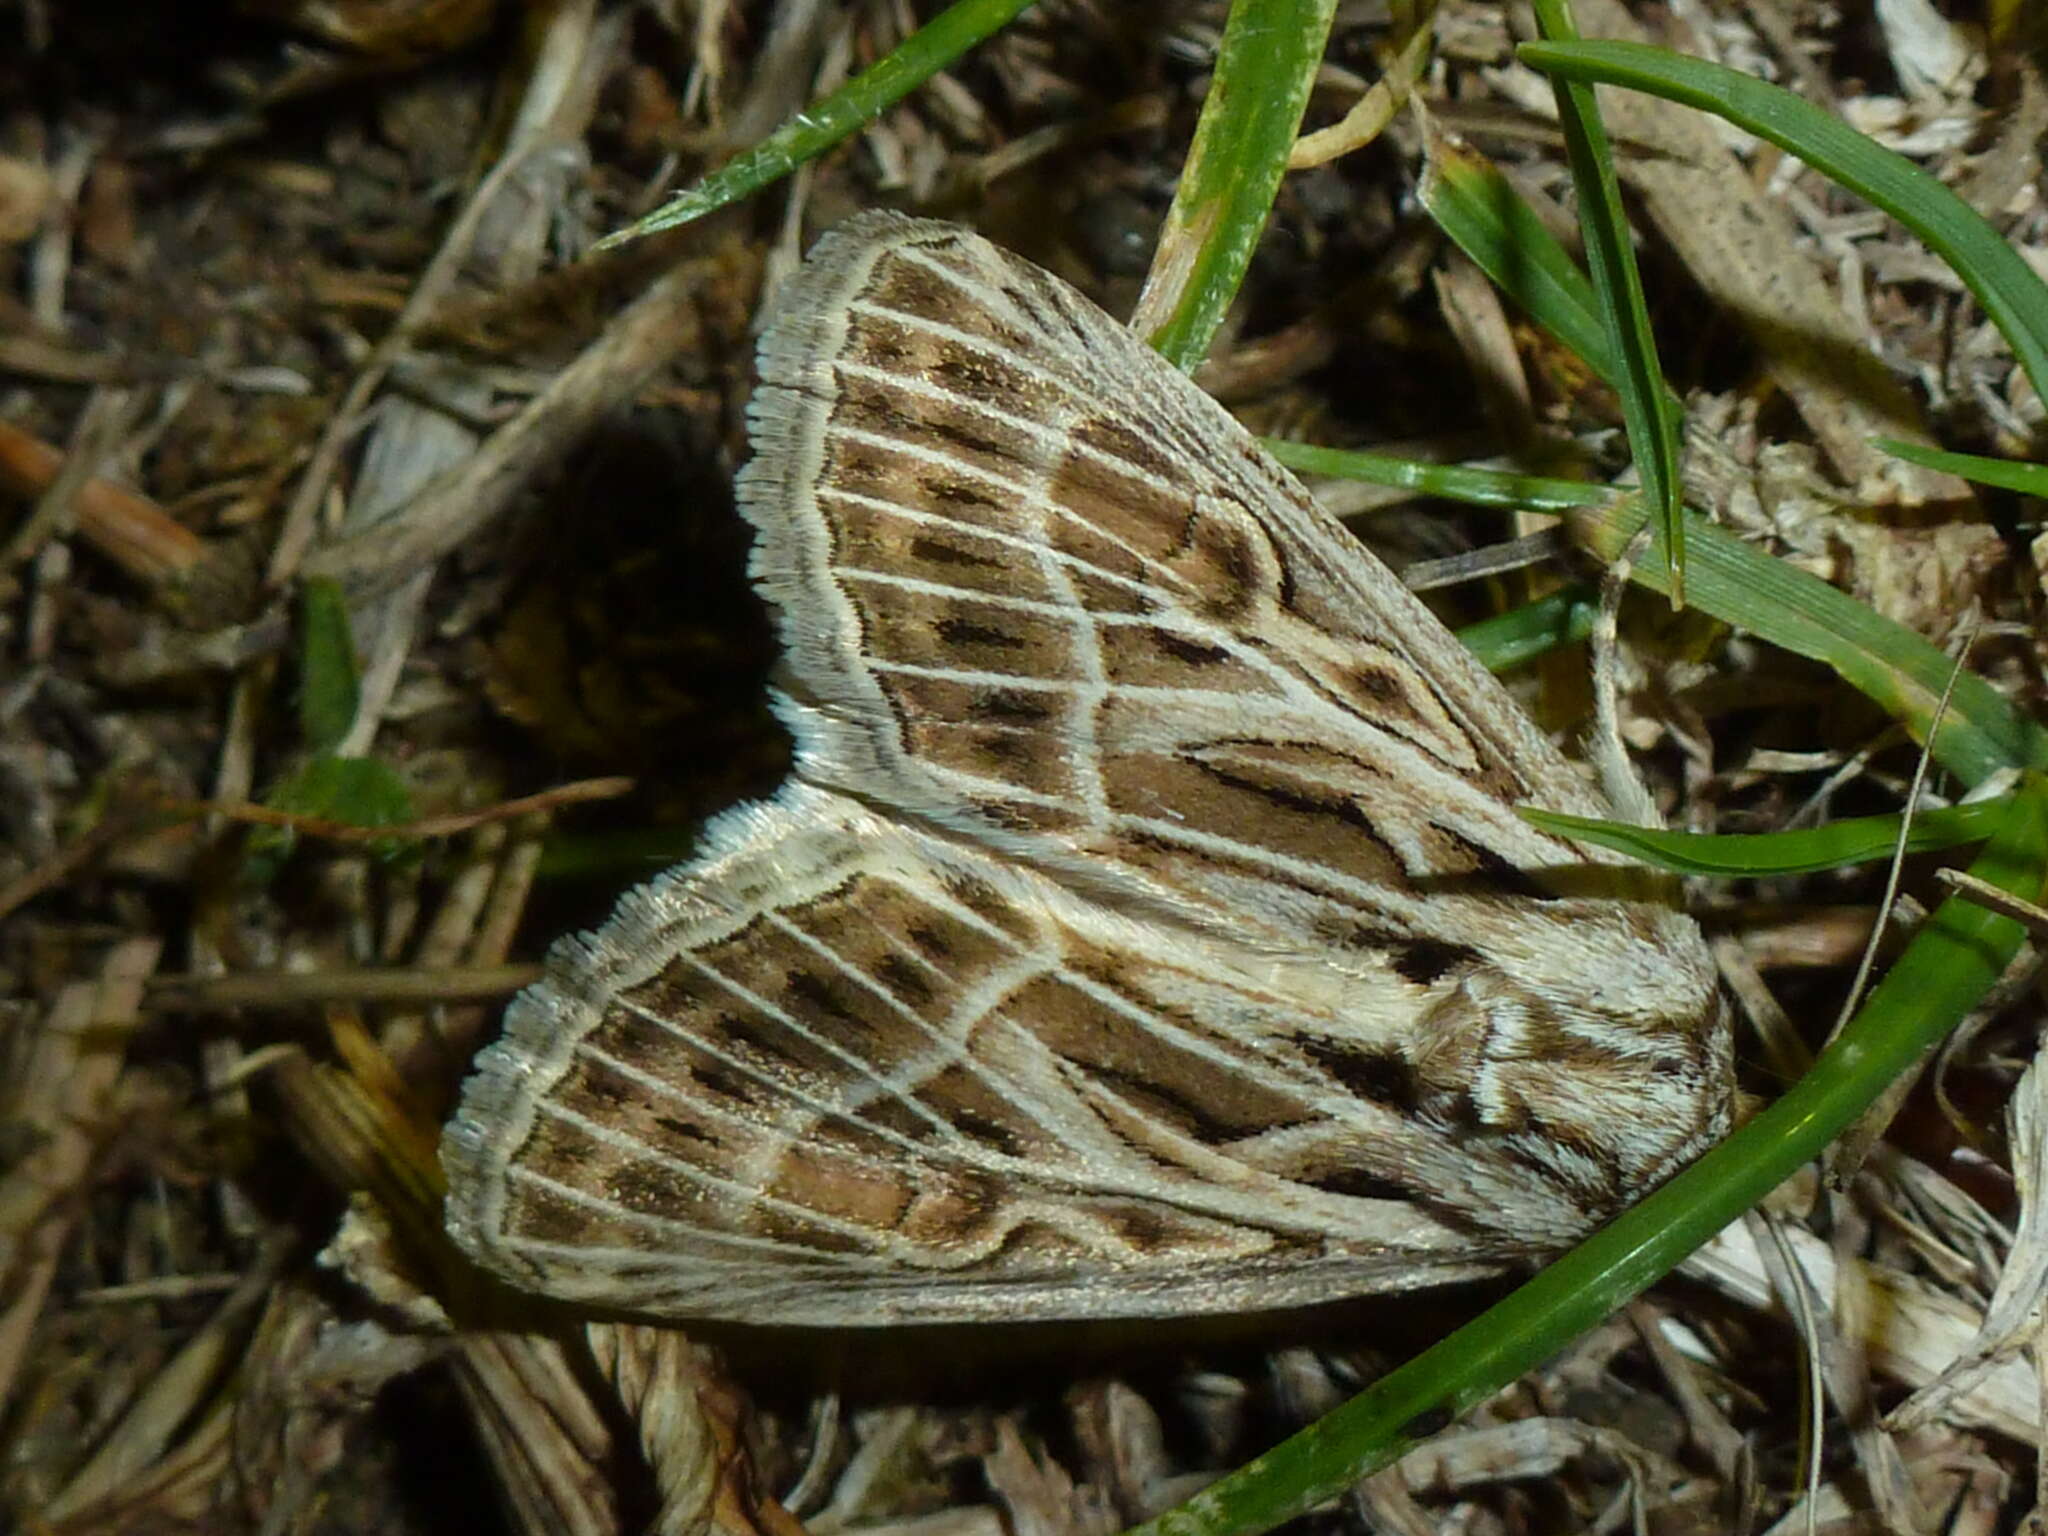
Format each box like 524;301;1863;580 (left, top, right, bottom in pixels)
748;220;1594;922
740;216;1722;1094
441;213;1733;1324
446;785;1553;1322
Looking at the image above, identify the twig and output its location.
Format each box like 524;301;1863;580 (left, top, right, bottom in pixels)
145;963;539;1012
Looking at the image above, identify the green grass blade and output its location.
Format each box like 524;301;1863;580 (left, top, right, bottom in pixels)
1139;0;1339;370
1419;138;1693;434
1271;444;2047;784
1564;498;2048;787
268;757;415;837
1518;39;2048;404
1875;438;2048;497
1456;586;1598;671
250;755;418;882
1523;797;2012;876
600;0;1038;244
1262;440;1607;512
1126;777;2048;1536
1526;0;1684;600
1418;136;1616;386
297;577;360;755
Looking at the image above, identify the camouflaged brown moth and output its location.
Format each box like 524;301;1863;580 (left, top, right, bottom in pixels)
441;212;1733;1326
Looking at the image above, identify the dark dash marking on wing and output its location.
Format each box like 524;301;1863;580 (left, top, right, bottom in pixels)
1098;1203;1180;1254
652;1113;718;1149
1204;762;1391;847
1304;1166;1416;1202
1300;1037;1419;1110
920;477;1005;510
712;1009;818;1077
1393;939;1480;987
905;923;956;962
684;1058;755;1102
970;689;1057;725
951;1109;1030;1157
874;952;936;1005
1072;413;1179;483
786;970;862;1023
1001;283;1059;339
909;535;1003;569
935;616;1029;650
1086;1063;1296;1148
1150;628;1233;667
923;415;1012;459
1343;666;1410;706
1433;824;1556;900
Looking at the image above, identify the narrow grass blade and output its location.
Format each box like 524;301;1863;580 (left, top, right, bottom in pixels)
1136;0;1339;370
1419;135;1615;388
1456;586;1598;671
1526;0;1684;601
1277;444;2048;785
1126;777;2048;1536
1565;498;2048;788
1524;797;2012;876
601;0;1037;244
1420;135;1695;437
1263;440;1606;512
1518;39;2048;403
1875;438;2048;497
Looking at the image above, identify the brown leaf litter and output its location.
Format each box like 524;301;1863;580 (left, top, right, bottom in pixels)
3;2;2047;1533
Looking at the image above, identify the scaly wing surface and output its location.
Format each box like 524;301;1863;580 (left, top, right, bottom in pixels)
442;215;1732;1323
446;785;1580;1324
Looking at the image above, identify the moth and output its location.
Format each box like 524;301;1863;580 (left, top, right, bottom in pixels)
441;211;1734;1326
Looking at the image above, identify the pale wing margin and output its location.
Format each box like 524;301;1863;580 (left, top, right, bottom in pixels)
441;781;1539;1326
